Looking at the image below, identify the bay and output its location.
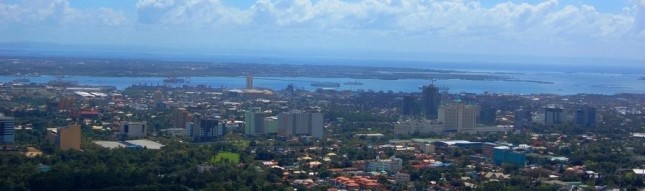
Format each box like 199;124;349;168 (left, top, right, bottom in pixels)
0;72;643;95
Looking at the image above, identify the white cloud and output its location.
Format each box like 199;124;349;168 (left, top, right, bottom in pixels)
0;0;128;27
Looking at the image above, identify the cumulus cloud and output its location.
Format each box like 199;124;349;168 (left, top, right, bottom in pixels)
0;0;128;26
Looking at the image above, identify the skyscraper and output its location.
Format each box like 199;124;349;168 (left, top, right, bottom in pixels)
421;85;441;120
245;107;265;136
402;95;419;116
479;106;496;125
198;117;218;141
0;114;15;144
246;73;253;89
438;103;478;133
174;108;190;129
575;107;596;128
545;106;565;125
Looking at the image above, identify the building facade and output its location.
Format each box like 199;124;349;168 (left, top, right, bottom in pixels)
421;85;441;120
438;103;478;133
0;114;15;144
277;111;323;138
58;124;81;150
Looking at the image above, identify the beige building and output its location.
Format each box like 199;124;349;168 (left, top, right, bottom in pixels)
438;103;478;133
58;124;82;150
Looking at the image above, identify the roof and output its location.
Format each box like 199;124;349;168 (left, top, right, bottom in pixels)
126;139;164;149
94;141;127;149
634;169;645;175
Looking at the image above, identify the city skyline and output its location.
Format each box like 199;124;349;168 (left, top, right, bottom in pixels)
0;0;644;63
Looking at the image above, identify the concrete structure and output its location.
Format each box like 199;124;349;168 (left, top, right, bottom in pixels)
0;114;14;144
58;124;81;150
438;103;478;133
366;155;403;173
195;117;218;141
244;107;265;136
277;111;323;138
421;85;441;120
119;121;148;138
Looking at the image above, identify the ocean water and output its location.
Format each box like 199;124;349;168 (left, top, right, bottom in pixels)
1;72;643;95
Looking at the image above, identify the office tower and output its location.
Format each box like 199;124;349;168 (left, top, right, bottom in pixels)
0;114;15;144
545;106;565;125
245;107;265;136
58;124;81;150
438;103;478;133
277;111;323;138
402;95;419;116
174;108;190;129
246;74;253;89
479;106;496;125
575;107;596;128
421;85;441;119
514;109;532;128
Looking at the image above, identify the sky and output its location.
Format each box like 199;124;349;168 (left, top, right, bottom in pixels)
0;0;644;63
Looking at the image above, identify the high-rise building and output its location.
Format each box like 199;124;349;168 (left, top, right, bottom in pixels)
246;74;253;89
198;117;218;141
402;95;419;116
545;106;565;125
421;85;441;119
575;107;596;128
514;109;532;128
264;116;278;134
277;111;323;138
0;114;15;144
438;103;478;133
174;108;190;129
479;106;496;125
58;124;81;150
245;107;265;136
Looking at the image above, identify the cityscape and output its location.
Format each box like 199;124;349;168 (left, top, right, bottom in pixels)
1;0;645;191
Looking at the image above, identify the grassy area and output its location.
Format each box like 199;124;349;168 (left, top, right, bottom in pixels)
211;152;240;164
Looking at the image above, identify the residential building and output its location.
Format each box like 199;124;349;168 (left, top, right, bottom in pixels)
366;155;403;173
264;116;278;134
277;111;323;138
245;107;265;136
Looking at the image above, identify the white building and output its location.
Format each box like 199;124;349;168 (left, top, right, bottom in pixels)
367;155;403;173
119;121;148;138
277;111;323;138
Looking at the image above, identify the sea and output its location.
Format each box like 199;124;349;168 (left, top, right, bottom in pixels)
0;72;643;95
1;51;644;95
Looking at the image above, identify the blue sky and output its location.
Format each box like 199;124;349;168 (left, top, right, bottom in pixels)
0;0;644;62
